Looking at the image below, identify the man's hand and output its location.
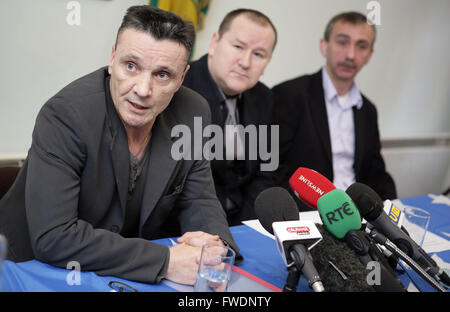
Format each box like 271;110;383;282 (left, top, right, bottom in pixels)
177;231;223;247
165;243;202;285
165;231;225;285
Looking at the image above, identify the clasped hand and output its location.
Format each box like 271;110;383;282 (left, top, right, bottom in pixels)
165;231;223;285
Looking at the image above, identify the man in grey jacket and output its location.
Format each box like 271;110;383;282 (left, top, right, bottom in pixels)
0;6;240;286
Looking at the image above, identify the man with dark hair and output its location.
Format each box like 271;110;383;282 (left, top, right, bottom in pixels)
273;11;396;211
183;9;277;225
0;5;240;286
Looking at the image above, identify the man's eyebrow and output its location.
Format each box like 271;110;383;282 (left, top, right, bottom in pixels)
119;54;141;62
334;33;351;40
233;38;269;54
356;39;371;45
154;65;177;75
334;33;370;45
118;54;181;74
234;38;247;46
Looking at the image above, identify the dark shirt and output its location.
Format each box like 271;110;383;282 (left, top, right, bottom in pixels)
121;145;150;238
104;76;150;238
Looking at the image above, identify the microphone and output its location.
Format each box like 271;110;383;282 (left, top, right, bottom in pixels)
377;200;404;270
255;187;299;233
316;189;362;239
309;224;376;292
289;167;335;209
254;187;325;292
317;189;407;292
346;182;450;289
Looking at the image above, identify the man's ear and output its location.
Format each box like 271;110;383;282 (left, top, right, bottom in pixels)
108;45;115;75
176;64;190;91
319;38;328;58
208;32;220;56
180;64;190;85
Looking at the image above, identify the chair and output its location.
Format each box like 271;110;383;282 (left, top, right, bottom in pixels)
0;166;21;200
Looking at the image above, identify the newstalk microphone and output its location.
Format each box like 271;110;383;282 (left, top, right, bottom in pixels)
289;167;335;209
254;187;325;292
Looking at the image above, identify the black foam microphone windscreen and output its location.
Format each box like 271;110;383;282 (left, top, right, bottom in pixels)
254;187;300;235
346;182;384;221
311;224;376;292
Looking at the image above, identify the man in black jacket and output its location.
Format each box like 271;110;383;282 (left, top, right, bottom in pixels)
183;9;278;225
273;12;396;211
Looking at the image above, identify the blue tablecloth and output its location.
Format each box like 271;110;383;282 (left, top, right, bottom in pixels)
0;225;299;292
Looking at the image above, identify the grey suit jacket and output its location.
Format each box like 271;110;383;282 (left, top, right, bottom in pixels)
0;67;240;283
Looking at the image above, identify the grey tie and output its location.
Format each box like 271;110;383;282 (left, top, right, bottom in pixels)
224;97;244;160
225;97;238;125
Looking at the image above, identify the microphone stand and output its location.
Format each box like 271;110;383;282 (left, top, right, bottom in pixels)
369;229;447;292
345;230;406;292
289;245;325;292
283;265;300;292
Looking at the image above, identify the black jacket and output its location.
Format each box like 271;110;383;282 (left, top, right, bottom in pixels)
272;69;396;210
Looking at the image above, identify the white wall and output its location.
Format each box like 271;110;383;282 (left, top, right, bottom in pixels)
0;0;147;155
382;143;450;198
1;0;449;197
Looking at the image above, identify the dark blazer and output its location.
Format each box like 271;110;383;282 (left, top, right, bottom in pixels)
0;67;240;283
182;55;275;225
272;69;396;210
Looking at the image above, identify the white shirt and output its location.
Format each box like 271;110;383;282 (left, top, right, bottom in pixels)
321;67;363;190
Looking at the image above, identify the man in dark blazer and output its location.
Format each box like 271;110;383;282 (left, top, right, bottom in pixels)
0;6;240;286
273;12;396;211
183;9;277;225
